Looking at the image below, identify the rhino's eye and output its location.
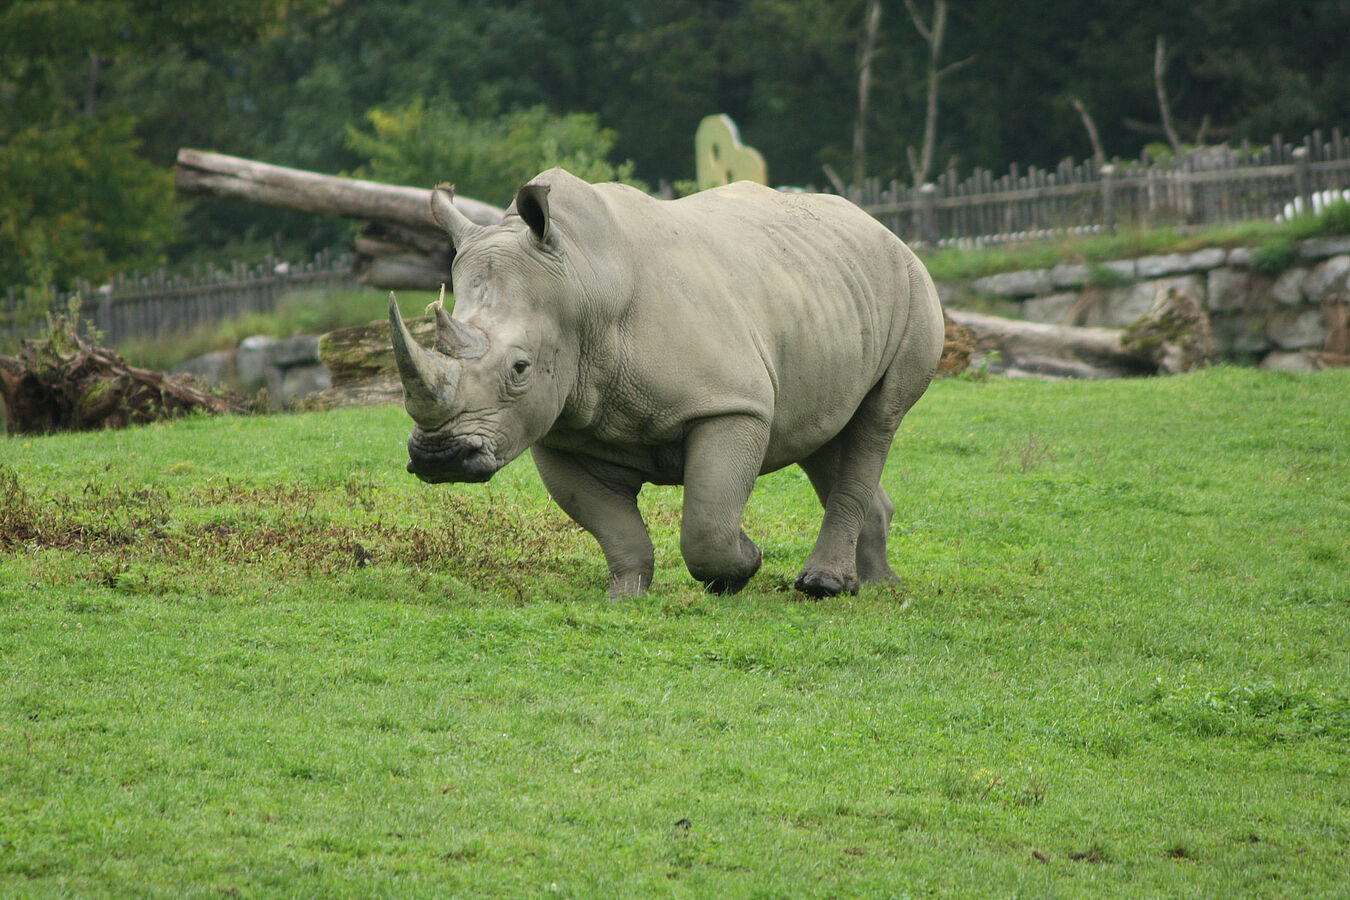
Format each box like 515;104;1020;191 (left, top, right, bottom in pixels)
512;359;530;376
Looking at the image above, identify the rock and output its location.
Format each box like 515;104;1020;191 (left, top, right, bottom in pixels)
1323;298;1350;356
1136;253;1190;278
172;349;235;387
1296;236;1350;262
1260;350;1320;372
235;336;271;392
1050;263;1090;289
1206;267;1250;313
279;364;332;407
1021;292;1079;324
1266;309;1327;351
1304;255;1350;300
1227;247;1253;268
1270;267;1309;306
1135;249;1223;278
265;334;322;369
1187;248;1229;271
1092;275;1204;328
972;268;1052;298
1211;314;1272;357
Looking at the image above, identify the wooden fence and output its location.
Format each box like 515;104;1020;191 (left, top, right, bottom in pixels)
852;128;1350;248
6;128;1350;350
1;249;362;347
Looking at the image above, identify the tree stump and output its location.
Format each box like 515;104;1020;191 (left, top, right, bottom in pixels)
1120;286;1217;374
0;312;246;435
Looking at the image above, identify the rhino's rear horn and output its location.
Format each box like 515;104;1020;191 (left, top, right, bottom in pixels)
389;292;458;425
433;300;489;359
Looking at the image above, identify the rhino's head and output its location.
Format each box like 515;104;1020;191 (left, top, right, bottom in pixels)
390;180;578;484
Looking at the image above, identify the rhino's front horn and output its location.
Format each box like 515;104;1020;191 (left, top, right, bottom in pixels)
429;183;485;249
389;292;458;425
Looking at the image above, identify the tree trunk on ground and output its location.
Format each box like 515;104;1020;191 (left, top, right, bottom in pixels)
945;309;1157;378
0;313;246;435
300;314;437;410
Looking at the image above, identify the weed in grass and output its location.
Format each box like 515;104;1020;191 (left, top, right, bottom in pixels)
998;430;1058;473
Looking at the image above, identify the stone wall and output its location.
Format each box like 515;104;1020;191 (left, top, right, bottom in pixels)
938;236;1350;370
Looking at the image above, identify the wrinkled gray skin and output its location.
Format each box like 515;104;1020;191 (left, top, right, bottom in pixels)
390;168;944;599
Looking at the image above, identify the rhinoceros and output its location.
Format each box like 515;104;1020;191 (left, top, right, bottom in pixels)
388;168;944;599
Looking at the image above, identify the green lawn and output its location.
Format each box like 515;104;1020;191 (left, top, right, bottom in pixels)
2;368;1347;898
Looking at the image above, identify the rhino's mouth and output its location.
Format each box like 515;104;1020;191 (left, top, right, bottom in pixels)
406;432;500;484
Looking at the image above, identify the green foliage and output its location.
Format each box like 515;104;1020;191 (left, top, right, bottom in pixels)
1248;236;1298;275
2;369;1347;895
346;99;645;205
1313;199;1350;235
0;114;179;290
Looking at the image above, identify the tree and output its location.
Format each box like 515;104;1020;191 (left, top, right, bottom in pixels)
903;0;975;188
345;100;645;206
853;0;883;186
0;0;333;291
0;116;177;290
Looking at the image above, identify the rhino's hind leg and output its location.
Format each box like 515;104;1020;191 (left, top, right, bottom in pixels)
531;446;654;600
795;351;934;597
800;445;898;587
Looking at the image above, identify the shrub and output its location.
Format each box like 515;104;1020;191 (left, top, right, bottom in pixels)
346;99;646;206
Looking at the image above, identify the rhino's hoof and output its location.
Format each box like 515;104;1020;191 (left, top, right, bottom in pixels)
794;569;859;598
702;575;751;595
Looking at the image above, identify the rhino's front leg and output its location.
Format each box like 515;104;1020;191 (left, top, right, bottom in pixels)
531;446;654;600
680;415;769;594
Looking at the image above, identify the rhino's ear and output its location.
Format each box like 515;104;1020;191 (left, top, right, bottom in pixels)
430;183;484;250
515;182;552;248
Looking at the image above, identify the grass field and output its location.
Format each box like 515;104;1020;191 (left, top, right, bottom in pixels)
2;368;1347;898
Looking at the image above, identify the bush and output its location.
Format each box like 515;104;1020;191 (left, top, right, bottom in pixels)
346;99;646;206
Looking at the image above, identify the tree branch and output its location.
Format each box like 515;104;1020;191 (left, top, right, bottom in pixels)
1070;96;1107;167
1154;35;1183;155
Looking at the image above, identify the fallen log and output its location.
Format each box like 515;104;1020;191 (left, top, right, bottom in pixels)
945;309;1158;378
174;149;505;290
175;149;503;231
1;310;247;435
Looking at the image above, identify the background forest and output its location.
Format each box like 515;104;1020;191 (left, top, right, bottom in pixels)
3;0;1348;294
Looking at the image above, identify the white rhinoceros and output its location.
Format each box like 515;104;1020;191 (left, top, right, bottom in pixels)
389;168;944;599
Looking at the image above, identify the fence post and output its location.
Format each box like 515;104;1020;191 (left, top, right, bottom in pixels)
1292;146;1311;216
1099;163;1116;232
919;182;938;246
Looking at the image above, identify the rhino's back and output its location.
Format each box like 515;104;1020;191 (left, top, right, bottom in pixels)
589;181;940;470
